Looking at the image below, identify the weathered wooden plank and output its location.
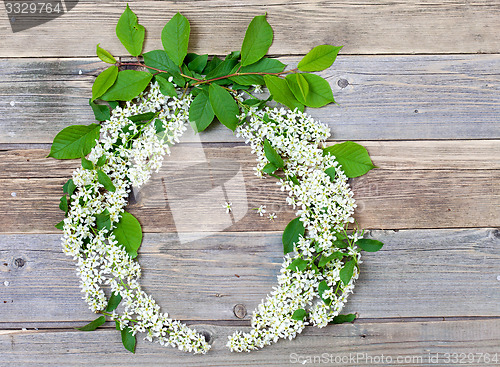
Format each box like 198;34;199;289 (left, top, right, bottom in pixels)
1;319;500;366
1;55;499;143
1;229;499;324
2;141;500;179
1;142;499;232
0;0;499;57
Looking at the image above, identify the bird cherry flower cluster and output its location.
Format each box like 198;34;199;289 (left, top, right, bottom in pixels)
49;5;384;355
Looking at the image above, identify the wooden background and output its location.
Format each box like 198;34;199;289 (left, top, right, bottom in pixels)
1;1;499;366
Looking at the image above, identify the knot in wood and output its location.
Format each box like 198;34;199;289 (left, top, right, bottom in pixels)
233;303;247;319
13;257;25;268
337;78;349;88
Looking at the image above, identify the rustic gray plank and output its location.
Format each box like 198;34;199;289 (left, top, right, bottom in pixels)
2;141;500;179
1;319;500;366
1;229;499;325
0;0;499;57
1;55;499;144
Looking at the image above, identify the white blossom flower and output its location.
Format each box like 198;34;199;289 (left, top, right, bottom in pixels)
223;201;232;213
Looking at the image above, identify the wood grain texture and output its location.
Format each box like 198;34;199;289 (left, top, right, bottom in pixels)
0;0;499;57
0;142;499;233
1;55;499;144
1;229;499;324
1;320;500;366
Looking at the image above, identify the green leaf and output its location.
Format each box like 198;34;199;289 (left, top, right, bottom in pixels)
154;119;165;134
188;54;208;74
229;58;285;85
356;238;384;252
96;155;107;167
81;157;94;170
127;112;156;123
189;90;214;132
285;73;309;103
288;175;300;185
340;259;356;286
95;209;111;231
333;240;348;249
105;292;122;312
299;73;334;108
318;251;344;267
240;14;273;67
264;75;304;112
92;66;118;101
205;59;238;85
292;308;307;321
143;50;185;87
203;56;222;74
115;4;145;57
96;44;117;64
298;45;342;72
262;162;277;174
108;101;119;110
89;99;110;121
112;211;142;259
100;70;152;101
324;141;376;178
331;313;356;324
97;170;116;192
76;316;106;331
208;84;239;131
318;280;331;305
263;139;284;168
48;124;100;160
287;257;309;272
121;326;136;353
55;220;65;230
62;179;76;197
155;75;177;97
161;12;190;67
282;217;305;254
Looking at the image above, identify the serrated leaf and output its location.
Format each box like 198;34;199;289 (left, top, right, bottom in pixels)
287;257;309;272
121;326;136;353
189;90;214;132
282;217;305;254
95;209;111;231
208;84;239;131
356;238;384;252
55;220;64;230
318;280;331;305
161;12;190;67
81;157;94;170
97;170;116;192
264;75;304;112
113;211;142;259
331;313;356;324
229;58;285;85
318;251;344;267
324;141;376;178
188;54;208;74
299;73;334;108
48;124;100;160
263;139;284;168
89;99;110;122
100;70;152;101
340;259;356;286
96;44;117;64
286;73;309;103
155;75;177;97
262;162;277;174
63;179;76;197
115;4;145;57
76;316;106;331
143;50;185;87
298;45;342;72
105;292;122;312
92;65;118;101
292;308;307;321
240;14;273;67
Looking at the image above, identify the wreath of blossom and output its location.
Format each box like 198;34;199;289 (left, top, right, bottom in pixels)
60;80;366;354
